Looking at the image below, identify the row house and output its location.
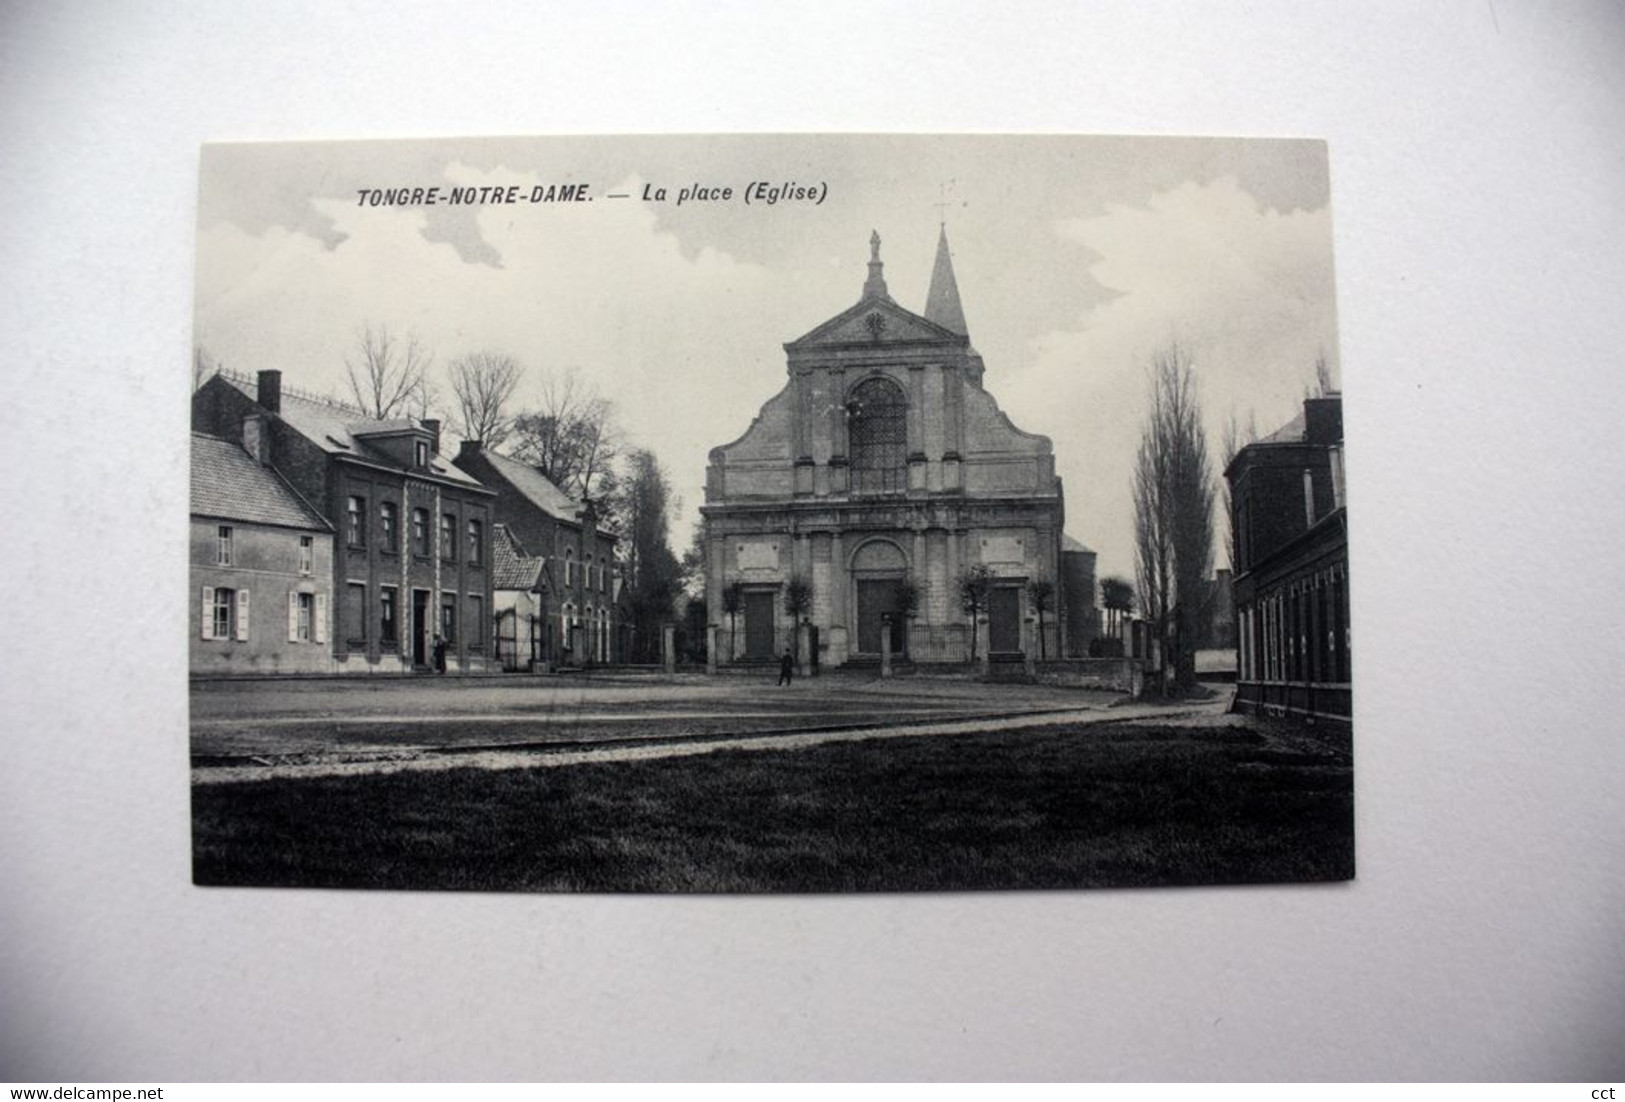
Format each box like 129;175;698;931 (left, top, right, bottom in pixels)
194;370;497;673
1226;393;1351;723
453;442;620;666
190;431;335;675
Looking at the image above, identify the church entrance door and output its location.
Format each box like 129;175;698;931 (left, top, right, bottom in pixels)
988;586;1021;653
743;590;776;660
857;579;905;656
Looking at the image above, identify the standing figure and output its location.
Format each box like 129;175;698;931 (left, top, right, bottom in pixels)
777;647;795;686
433;633;447;674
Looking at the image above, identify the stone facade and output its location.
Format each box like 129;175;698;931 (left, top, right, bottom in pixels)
702;229;1093;668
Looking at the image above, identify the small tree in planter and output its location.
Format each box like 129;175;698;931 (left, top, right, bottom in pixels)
783;575;813;660
721;580;744;663
958;566;994;666
1027;577;1055;661
893;576;920;658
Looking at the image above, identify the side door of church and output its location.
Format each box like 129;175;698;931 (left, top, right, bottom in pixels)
988;586;1021;654
743;590;776;661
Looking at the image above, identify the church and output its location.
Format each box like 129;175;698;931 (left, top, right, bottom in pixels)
701;228;1096;669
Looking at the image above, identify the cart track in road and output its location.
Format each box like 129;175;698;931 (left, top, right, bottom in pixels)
190;698;1231;785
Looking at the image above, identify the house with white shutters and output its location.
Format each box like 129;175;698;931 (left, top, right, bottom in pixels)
191;430;336;675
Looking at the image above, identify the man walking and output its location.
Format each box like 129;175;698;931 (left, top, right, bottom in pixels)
777;647;794;686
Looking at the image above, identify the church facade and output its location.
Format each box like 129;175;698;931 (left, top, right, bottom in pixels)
701;229;1091;668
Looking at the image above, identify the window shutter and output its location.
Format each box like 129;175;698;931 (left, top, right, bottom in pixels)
315;592;328;644
288;590;299;642
236;590;251;641
201;586;215;639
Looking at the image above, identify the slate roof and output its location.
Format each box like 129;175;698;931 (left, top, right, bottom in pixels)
475;447;584;519
1258;410;1307;445
191;432;331;531
491;523;546;591
217;374;483;487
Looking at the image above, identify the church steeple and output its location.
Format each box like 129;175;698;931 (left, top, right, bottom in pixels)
924;223;968;335
861;229;890;301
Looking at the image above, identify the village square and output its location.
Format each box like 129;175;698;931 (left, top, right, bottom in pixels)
188;137;1350;892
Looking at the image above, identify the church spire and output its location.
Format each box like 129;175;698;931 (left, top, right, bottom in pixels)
861;229;890;301
924;223;968;335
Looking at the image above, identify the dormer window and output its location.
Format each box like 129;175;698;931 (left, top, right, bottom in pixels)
415;439;429;467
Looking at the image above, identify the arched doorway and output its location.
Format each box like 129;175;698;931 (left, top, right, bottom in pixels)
850;538;907;656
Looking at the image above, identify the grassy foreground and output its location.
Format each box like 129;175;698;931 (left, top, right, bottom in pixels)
192;720;1353;892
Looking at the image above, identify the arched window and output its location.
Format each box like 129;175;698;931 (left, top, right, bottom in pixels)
848;376;907;494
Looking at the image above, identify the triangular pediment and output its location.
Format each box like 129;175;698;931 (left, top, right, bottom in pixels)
786;296;967;351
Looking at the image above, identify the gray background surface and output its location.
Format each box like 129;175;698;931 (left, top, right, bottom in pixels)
3;1;1622;1081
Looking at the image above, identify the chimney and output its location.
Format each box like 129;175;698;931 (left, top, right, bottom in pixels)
458;439;484;460
242;414;272;465
257;370;282;413
422;418;441;455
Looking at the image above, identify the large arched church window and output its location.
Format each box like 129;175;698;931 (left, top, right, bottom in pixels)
848;376;907;494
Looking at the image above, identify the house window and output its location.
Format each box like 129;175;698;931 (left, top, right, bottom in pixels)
299;536;314;575
565;549;575;587
586;555;594;592
412;507;430;557
380;502;399;552
297;592;314;641
380;586;398;644
440;592;456;643
216;525;233;566
213;587;234;638
344;582;367;643
441;513;456;561
415;439;429;467
347;496;365;547
848;376;908;494
467;594;484;650
467;519;483;566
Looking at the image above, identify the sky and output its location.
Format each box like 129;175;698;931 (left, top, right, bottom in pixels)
194;134;1340;584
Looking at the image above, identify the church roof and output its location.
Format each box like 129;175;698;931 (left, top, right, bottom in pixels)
786;229;972;351
923;224;968;335
191;432;331;531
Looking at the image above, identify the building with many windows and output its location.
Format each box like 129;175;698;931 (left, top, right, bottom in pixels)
453;442;619;666
194;370;497;673
701;229;1094;668
1227;393;1350;722
190;431;335;675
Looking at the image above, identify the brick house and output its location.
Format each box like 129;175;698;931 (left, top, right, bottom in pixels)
452;443;620;666
190;431;335;675
1226;393;1350;722
194;370;497;674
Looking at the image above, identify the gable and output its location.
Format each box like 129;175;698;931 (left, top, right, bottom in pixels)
785;297;967;351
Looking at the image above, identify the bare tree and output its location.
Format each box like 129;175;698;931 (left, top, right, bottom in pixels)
1219;407;1258;570
510;368;621;501
1133;342;1215;693
448;351;522;447
344;323;434;420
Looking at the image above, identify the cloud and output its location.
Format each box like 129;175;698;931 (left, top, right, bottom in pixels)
996;177;1339;581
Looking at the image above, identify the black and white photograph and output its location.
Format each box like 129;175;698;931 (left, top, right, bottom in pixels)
188;133;1353;893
